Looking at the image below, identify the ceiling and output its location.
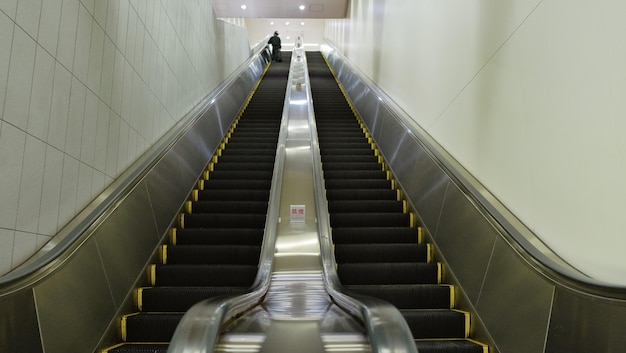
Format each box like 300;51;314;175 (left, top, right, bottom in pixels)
208;0;349;18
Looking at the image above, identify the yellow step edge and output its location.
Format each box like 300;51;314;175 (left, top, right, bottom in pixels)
417;226;425;244
409;212;416;228
446;284;455;308
147;265;156;286
386;170;392;180
191;190;198;202
426;243;433;263
396;189;402;201
178;214;185;228
197;179;204;190
402;200;408;213
159;245;167;264
207;162;215;172
120;313;139;341
212;155;219;163
436;262;443;284
170;228;177;245
203;170;210;180
185;200;193;214
135;288;144;311
391;179;396;190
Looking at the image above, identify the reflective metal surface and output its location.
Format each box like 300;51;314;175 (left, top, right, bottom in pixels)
0;49;270;353
320;44;626;353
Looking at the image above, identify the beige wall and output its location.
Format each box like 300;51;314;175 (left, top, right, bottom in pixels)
0;0;251;275
326;0;626;284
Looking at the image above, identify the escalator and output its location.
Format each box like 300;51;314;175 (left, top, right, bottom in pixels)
102;53;291;353
307;52;490;353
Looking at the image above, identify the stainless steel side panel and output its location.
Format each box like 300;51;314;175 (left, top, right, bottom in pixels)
0;54;267;353
321;46;626;353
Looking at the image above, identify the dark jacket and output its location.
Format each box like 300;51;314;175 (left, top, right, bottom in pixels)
268;35;281;50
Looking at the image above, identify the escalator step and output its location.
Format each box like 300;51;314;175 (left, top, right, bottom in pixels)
182;213;267;229
190;200;268;214
215;154;276;163
325;179;392;190
320;148;375;156
322;162;382;171
154;264;257;286
174;228;263;245
165;245;261;265
334;243;428;263
330;213;410;228
337;262;439;285
211;162;275;172
401;310;468;339
207;170;274;181
331;227;420;244
124;313;182;342
328;200;403;213
140;287;249;312
321;155;379;163
414;339;487;353
201;179;271;190
195;189;270;202
323;170;388;180
343;284;452;309
219;148;276;156
326;189;397;201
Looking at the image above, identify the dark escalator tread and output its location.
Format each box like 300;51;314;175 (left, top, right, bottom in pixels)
325;178;392;190
182;213;267;229
201;179;271;190
343;284;452;309
328;200;403;213
190;200;268;214
154;264;257;286
174;228;264;245
331;227;420;244
338;262;439;285
106;343;168;353
334;243;428;263
215;154;276;163
140;286;249;312
323;170;388;180
207;170;274;181
196;189;270;202
330;213;410;228
414;339;487;353
401;310;468;339
211;162;275;172
165;245;261;265
326;189;398;201
124;313;182;341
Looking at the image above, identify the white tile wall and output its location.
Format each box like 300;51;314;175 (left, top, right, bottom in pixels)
0;1;252;275
326;0;626;284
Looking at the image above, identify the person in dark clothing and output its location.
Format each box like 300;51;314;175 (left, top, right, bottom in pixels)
267;31;282;62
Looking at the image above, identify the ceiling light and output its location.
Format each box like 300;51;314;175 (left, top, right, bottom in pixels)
240;4;246;10
270;21;274;25
300;22;305;26
285;21;290;25
299;5;306;10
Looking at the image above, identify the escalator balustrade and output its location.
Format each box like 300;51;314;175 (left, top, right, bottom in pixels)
307;52;489;353
101;58;290;353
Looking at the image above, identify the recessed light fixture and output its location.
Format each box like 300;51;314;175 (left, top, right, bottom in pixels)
240;4;247;10
270;21;274;25
285;21;290;25
299;5;306;10
300;22;305;26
